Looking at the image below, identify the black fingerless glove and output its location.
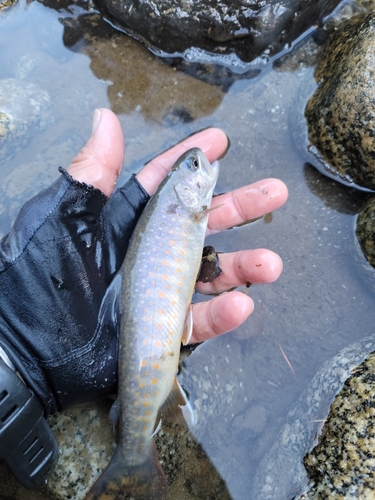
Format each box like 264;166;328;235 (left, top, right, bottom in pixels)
0;169;149;415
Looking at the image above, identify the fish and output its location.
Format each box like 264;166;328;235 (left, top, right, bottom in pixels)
85;148;220;500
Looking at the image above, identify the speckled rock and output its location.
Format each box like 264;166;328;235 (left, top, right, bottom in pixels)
252;335;375;499
301;351;375;499
41;400;231;500
351;194;375;295
95;0;341;69
0;78;54;164
304;13;375;191
356;196;375;268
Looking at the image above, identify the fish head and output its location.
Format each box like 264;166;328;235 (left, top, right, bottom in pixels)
172;148;220;213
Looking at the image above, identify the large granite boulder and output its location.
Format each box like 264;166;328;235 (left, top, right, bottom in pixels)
305;13;375;191
94;0;341;69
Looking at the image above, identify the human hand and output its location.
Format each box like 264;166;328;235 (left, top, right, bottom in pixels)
69;108;288;344
0;108;287;415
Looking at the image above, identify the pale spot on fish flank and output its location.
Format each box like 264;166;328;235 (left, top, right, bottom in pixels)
162;275;169;281
169;240;176;246
165;249;171;255
158;291;166;298
146;289;151;295
161;261;168;267
154;339;162;347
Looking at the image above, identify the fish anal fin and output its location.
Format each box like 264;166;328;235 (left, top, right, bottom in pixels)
158;379;195;428
181;304;193;346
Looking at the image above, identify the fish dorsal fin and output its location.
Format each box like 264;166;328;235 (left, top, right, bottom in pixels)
158;379;195;428
181;304;193;346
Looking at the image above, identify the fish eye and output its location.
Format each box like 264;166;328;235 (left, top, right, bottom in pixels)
185;157;199;171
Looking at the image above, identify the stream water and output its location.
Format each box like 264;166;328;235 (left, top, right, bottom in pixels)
1;0;375;498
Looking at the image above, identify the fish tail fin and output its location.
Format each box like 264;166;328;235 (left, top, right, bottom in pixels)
85;443;167;500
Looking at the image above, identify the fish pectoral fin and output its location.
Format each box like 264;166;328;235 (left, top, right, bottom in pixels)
109;397;119;425
158;379;195;428
181;304;193;346
194;203;225;221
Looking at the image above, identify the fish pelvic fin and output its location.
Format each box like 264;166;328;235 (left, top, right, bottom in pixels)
85;443;167;500
158;379;195;428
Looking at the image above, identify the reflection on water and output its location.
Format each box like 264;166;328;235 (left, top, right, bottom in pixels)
1;1;375;498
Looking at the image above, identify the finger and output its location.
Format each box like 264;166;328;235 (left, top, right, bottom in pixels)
207;178;288;234
190;291;253;343
67;108;125;197
136;127;228;196
196;249;283;295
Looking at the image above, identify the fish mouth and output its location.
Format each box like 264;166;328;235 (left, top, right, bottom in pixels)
195;149;220;182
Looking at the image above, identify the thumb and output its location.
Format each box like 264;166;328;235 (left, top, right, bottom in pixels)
67;108;125;197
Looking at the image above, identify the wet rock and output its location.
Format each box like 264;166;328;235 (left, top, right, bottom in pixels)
40;401;230;500
353;195;375;294
252;335;375;499
95;0;341;69
301;351;375;499
304;13;375;191
356;196;375;268
0;78;54;164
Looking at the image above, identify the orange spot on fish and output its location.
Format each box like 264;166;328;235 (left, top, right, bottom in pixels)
180;250;186;255
154;340;162;347
145;410;151;416
161;261;168;267
169;240;176;246
153;362;159;370
152;378;158;384
148;272;154;277
162;275;169;281
141;359;147;367
144;393;150;398
142;338;148;345
158;291;166;298
146;289;151;295
176;268;182;273
165;249;171;255
144;401;151;407
139;382;145;388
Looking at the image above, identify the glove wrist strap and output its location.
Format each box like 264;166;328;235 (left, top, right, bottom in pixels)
0;356;58;489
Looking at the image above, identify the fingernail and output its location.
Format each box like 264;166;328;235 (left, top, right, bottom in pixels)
92;108;101;134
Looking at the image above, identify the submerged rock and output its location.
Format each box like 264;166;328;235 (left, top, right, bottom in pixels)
356;196;375;268
304;13;375;191
252;336;375;499
0;78;54;164
95;0;341;70
302;351;375;499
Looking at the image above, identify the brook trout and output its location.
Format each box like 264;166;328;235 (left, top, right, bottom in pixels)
86;148;220;500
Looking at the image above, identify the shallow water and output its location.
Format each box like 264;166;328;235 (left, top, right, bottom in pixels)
1;1;375;498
